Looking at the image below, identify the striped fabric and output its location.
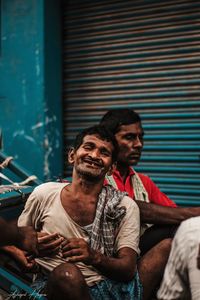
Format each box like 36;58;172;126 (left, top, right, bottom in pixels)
106;171;152;235
90;185;126;256
157;216;200;300
106;170;149;202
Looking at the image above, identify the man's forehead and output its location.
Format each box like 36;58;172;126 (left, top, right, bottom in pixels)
82;134;112;146
117;122;143;134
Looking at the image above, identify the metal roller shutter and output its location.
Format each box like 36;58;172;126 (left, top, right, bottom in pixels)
63;0;200;206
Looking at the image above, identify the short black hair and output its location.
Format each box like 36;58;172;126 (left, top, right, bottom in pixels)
100;108;141;134
73;125;119;162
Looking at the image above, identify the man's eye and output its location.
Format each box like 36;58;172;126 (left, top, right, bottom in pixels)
101;150;111;157
125;135;135;140
83;145;92;150
124;134;144;141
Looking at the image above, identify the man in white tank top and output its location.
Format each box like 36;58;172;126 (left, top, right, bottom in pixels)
4;125;171;300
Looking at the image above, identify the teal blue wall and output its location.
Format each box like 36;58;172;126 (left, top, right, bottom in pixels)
0;0;63;181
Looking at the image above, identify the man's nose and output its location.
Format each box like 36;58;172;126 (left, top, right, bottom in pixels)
90;149;100;158
133;136;143;148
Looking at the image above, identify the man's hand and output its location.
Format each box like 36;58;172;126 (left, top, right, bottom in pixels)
37;232;64;257
61;238;97;265
14;249;39;272
2;245;39;273
61;239;137;282
17;226;38;255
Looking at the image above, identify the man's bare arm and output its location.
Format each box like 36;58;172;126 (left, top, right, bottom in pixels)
91;247;137;281
0;218;37;254
61;238;137;282
135;201;200;224
0;218;20;246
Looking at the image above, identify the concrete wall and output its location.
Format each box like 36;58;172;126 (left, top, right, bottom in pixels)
0;0;63;181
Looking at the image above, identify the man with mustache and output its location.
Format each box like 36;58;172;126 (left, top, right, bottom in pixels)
4;125;171;300
100;109;200;255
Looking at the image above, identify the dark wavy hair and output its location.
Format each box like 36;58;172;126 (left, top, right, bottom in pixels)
100;108;141;134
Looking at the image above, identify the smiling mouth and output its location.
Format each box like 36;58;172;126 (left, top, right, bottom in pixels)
83;159;103;168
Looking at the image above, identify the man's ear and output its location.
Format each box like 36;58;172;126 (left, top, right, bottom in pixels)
68;147;75;165
107;162;116;176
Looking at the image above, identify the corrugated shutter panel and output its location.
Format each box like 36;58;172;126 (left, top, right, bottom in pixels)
63;0;200;206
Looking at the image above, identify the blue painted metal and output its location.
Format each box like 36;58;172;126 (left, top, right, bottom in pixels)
0;0;63;181
0;151;41;185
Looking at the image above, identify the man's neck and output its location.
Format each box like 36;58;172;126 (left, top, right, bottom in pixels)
70;173;104;200
116;163;130;183
62;175;104;226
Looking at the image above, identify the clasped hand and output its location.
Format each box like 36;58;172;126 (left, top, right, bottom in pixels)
38;234;96;264
61;238;96;265
37;232;64;257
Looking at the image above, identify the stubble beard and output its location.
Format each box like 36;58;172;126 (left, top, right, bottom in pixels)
75;164;104;183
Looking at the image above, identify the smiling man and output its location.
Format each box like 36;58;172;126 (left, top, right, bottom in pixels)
72;133;114;182
5;125;172;300
100;109;200;255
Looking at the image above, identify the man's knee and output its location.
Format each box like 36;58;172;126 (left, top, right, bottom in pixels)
156;238;172;256
143;238;172;261
47;262;89;300
138;238;172;275
138;239;172;300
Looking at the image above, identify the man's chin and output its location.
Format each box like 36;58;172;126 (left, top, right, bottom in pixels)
127;158;139;166
77;169;103;182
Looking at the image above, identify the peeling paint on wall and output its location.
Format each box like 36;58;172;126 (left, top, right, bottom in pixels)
31;122;44;130
54;129;60;149
35;45;40;77
42;111;61;179
22;78;27;105
13;130;36;144
43;135;52;179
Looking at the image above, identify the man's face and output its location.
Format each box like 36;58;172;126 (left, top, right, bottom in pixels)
70;134;114;181
115;122;144;166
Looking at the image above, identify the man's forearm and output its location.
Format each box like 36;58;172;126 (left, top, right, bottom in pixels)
135;201;200;224
0;218;19;246
91;247;137;282
0;218;38;254
0;245;22;259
